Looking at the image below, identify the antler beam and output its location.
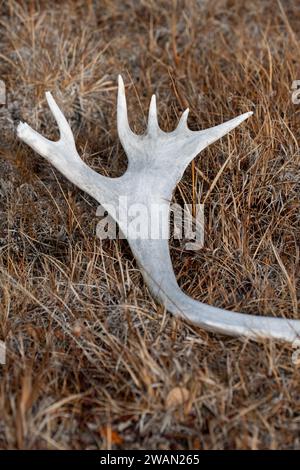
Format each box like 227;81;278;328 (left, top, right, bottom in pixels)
17;76;300;344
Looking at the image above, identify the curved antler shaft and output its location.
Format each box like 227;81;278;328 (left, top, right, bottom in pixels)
128;223;300;344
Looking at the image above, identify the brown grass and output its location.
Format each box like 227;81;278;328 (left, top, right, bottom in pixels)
0;0;299;450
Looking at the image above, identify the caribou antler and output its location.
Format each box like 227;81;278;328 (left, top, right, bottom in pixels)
17;76;300;344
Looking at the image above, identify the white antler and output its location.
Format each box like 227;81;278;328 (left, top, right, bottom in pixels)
17;76;300;344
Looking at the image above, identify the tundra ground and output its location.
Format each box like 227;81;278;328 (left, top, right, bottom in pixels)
0;0;299;450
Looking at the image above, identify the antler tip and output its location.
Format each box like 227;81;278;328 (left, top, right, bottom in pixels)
45;90;57;110
182;107;189;120
118;74;125;91
176;107;190;131
45;90;53;101
149;94;157;113
244;111;253;119
233;111;253;126
147;94;159;132
17;121;28;137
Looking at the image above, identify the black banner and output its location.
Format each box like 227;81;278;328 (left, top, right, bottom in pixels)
0;450;296;467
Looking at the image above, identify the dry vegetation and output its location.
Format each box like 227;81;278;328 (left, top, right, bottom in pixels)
0;0;299;450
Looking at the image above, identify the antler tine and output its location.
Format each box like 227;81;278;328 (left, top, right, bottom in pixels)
117;75;136;141
45;91;75;144
174;111;253;170
196;111;253;140
175;108;190;132
17;120;53;161
17;92;76;160
17;90;118;205
147;94;159;134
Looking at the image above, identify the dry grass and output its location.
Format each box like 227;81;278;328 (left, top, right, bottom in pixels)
0;0;299;450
